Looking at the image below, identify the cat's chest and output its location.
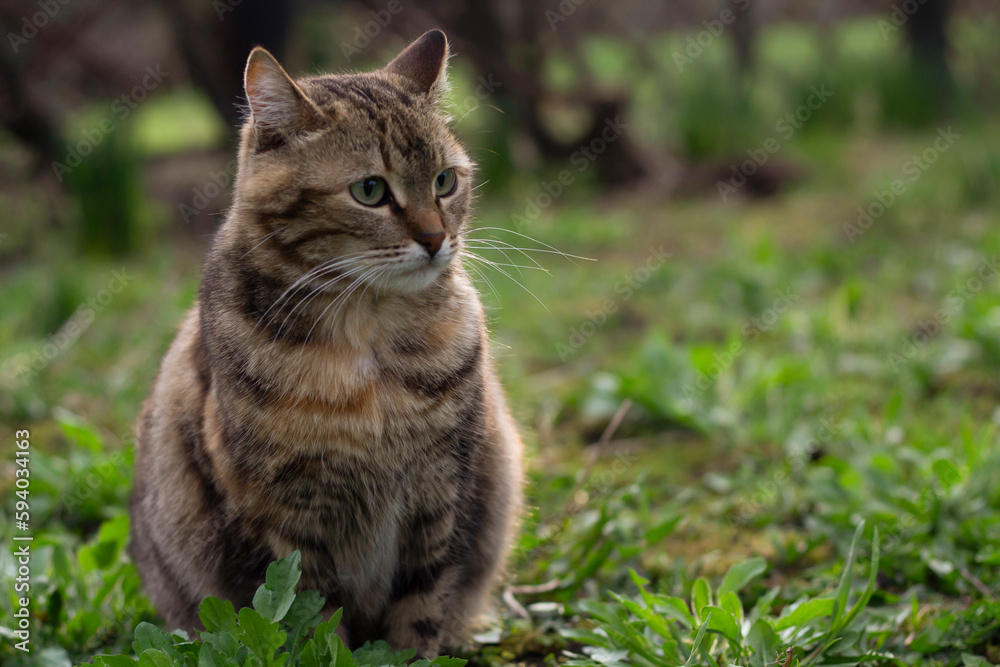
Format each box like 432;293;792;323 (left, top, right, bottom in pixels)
241;343;450;454
270;449;458;598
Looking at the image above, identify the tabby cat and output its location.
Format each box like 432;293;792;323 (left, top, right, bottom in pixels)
130;30;523;657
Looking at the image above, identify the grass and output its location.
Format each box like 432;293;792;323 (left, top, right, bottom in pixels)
2;15;1000;667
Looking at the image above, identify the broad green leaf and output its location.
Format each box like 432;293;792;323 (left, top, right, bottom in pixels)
58;418;104;452
201;631;240;658
601;594;673;666
137;650;174;667
324;631;357;667
621;598;679;651
560;627;613;646
253;551;302;623
299;640;324;667
430;657;469;667
302;616;353;667
200;597;238;633
67;611;102;644
79;541;119;571
311;614;344;645
692;578;711;621
774;598;835;630
719;591;743;626
644;514;680;544
746;620;781;667
133;622;175;657
747;586;781;624
702;605;741;643
235;607;286;666
644;592;695;627
199;643;241;667
628;568;650;586
352;639;414;666
282;590;326;660
92;656;139;667
98;514;131;543
719;557;767;596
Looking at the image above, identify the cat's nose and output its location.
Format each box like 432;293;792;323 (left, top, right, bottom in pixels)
416;231;445;257
408;207;446;258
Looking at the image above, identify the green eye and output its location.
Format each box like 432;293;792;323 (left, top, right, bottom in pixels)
350;176;388;206
434;168;457;197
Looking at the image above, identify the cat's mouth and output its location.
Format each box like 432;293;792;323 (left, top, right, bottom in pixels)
376;245;454;294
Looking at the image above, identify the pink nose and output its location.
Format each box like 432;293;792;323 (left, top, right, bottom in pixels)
416;231;445;257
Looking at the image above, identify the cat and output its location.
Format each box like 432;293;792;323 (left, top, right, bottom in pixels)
129;29;523;657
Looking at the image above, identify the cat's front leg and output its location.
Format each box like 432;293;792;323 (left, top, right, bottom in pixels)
384;507;462;658
383;564;462;658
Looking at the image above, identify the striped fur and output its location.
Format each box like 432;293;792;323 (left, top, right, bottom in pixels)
130;31;523;656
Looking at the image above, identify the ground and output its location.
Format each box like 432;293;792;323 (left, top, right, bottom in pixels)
1;16;999;667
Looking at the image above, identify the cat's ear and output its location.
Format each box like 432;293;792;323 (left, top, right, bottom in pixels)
244;47;323;144
385;29;450;99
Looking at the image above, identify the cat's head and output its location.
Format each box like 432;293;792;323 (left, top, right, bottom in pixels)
233;30;473;295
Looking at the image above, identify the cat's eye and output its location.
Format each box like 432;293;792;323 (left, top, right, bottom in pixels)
350;176;389;206
434;168;457;197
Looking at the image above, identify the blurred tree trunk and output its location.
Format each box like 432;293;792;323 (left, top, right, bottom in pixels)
0;44;63;169
158;0;294;134
904;0;953;114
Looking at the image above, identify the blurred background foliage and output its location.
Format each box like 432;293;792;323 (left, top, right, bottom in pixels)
2;0;1000;665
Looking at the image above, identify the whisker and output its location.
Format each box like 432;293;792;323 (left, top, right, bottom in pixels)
303;266;382;345
241;227;285;258
469;146;502;158
462;254;550;313
276;264;371;340
461;241;550;273
460;251;548;273
463;241;526;276
462;260;499;302
460;235;594;263
254;252;370;331
455;102;504;124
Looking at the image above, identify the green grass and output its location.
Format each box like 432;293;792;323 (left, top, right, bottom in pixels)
3;15;1000;667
